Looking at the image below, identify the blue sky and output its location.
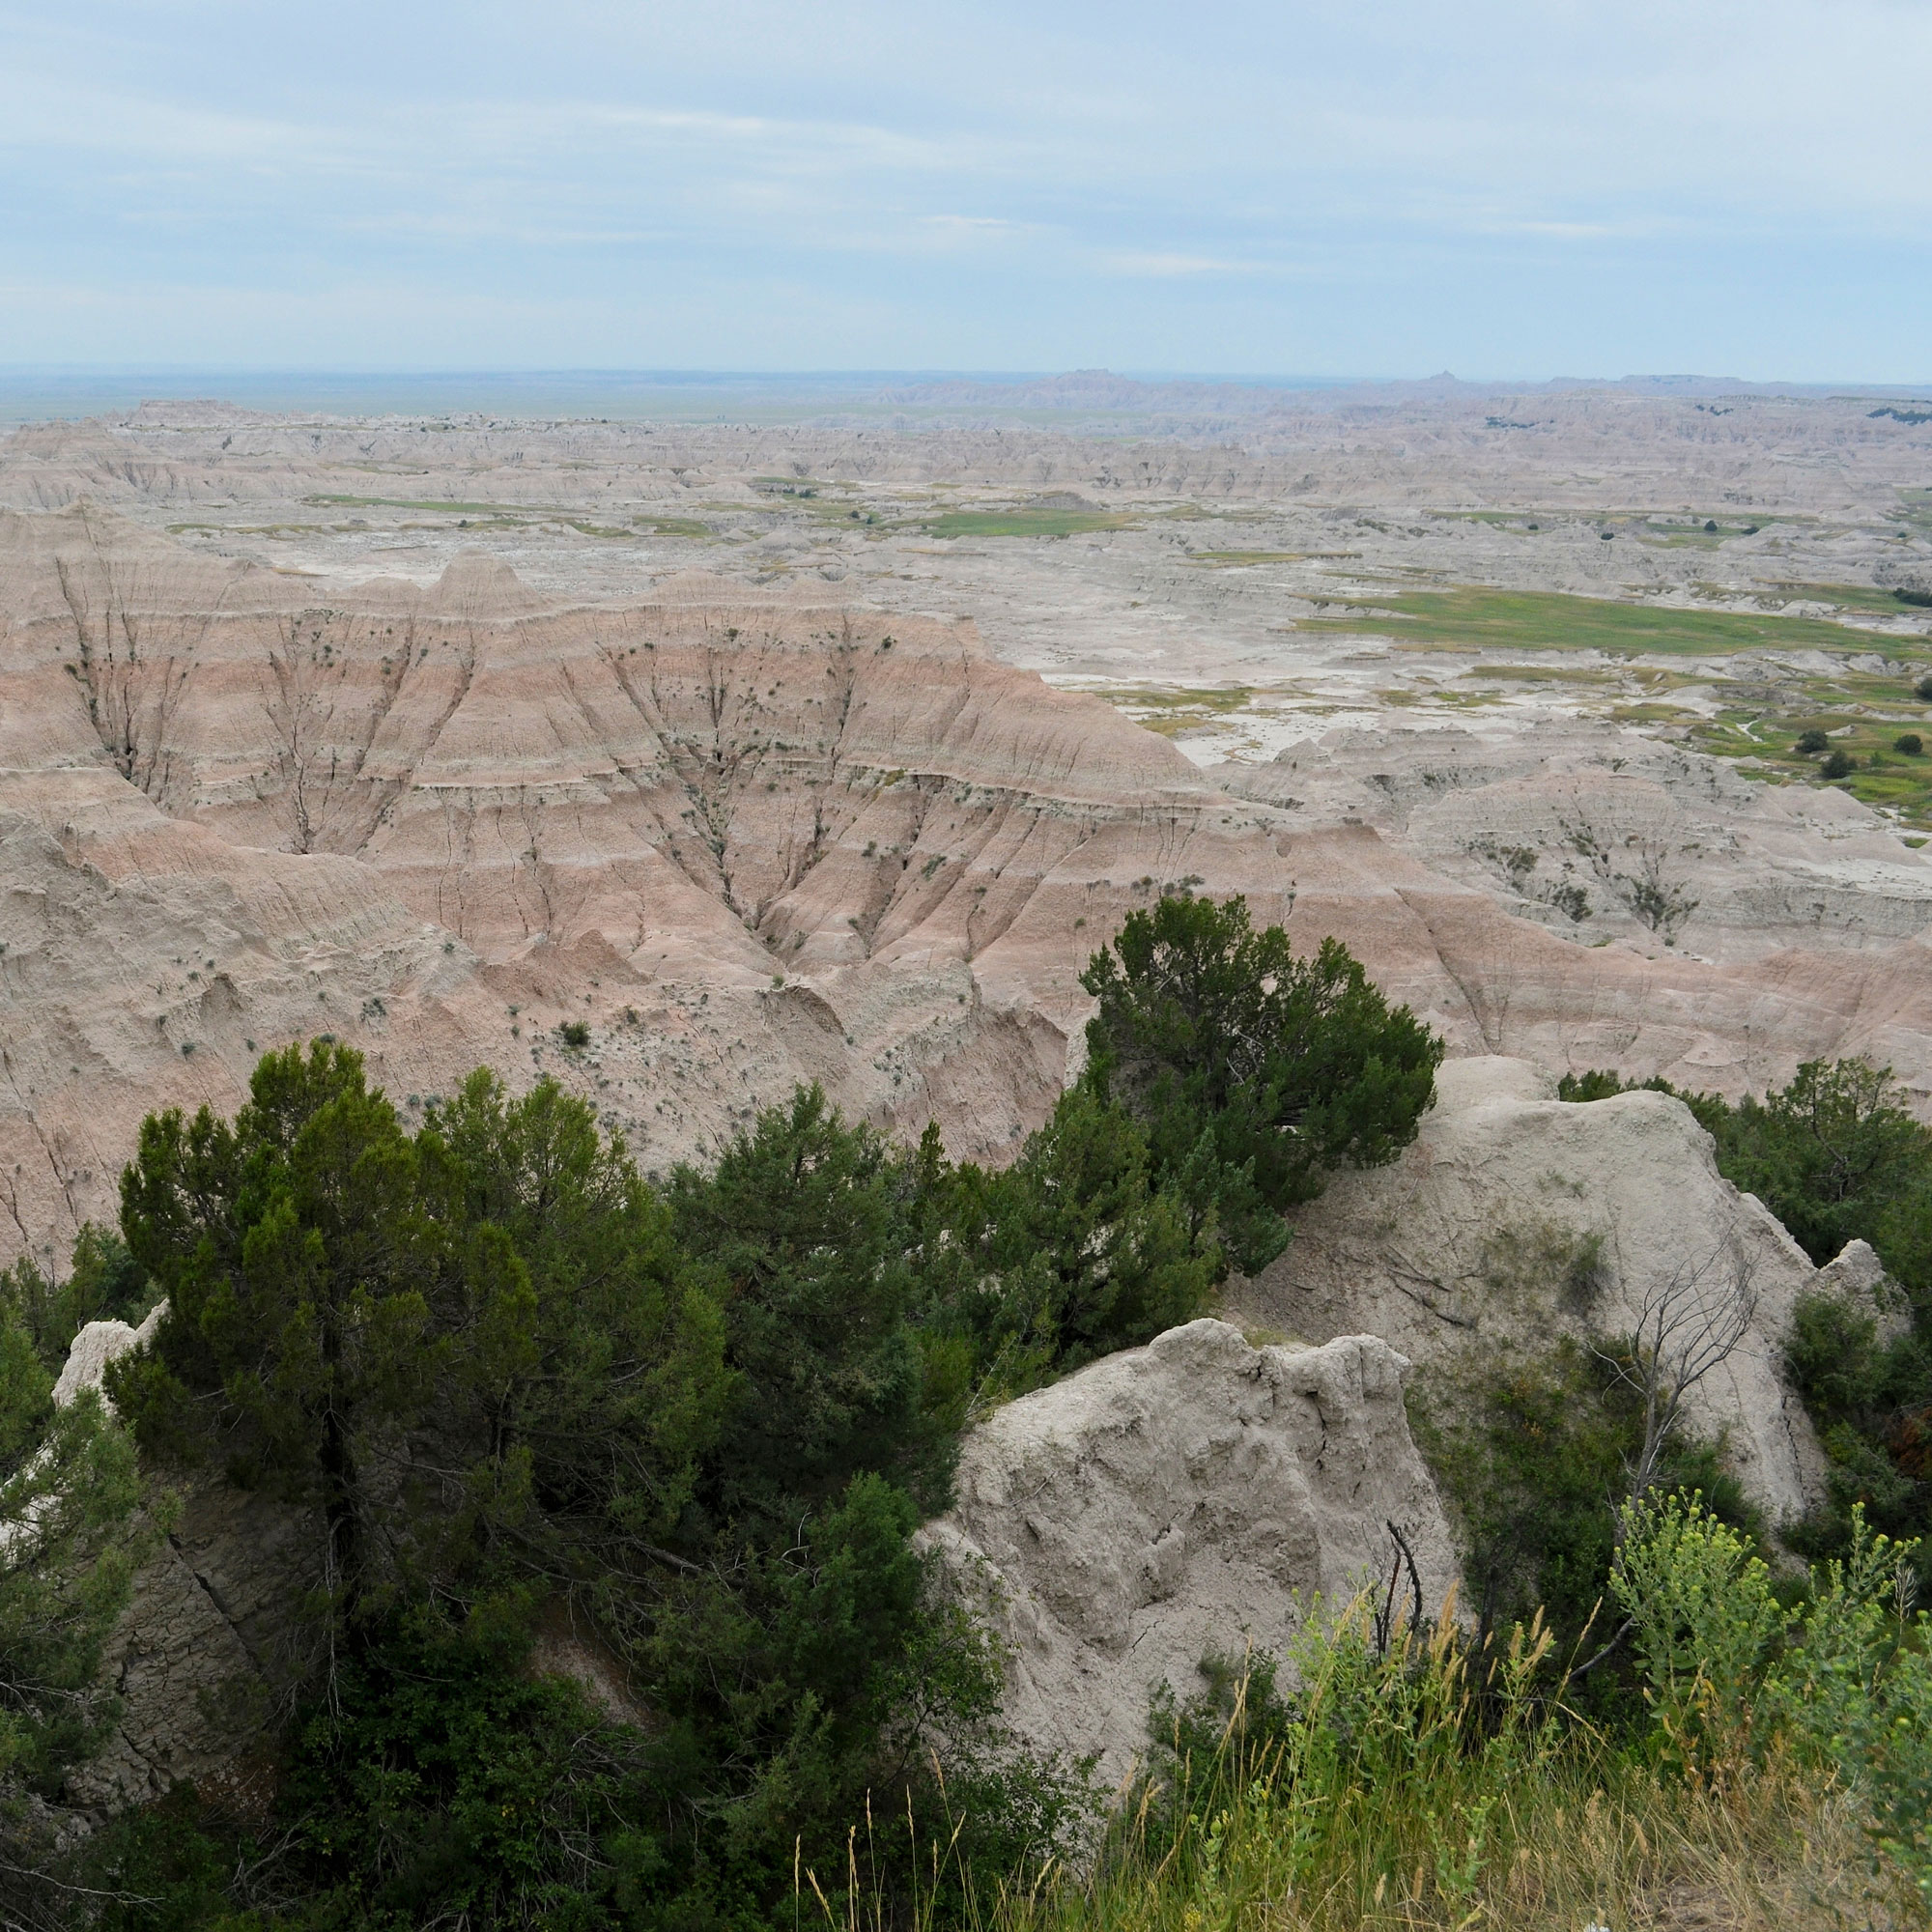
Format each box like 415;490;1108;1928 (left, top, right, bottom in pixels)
2;1;1929;381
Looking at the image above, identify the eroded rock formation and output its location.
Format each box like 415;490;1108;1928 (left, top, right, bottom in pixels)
7;502;1932;1269
921;1321;1458;1783
1232;1058;1903;1524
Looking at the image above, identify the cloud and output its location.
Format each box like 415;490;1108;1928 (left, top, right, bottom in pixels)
0;0;1928;374
1099;252;1259;278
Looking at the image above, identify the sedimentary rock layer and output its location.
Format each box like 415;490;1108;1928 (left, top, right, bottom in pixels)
6;503;1932;1266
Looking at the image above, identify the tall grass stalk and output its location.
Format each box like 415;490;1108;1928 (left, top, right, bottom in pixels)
797;1565;1927;1932
987;1585;1927;1932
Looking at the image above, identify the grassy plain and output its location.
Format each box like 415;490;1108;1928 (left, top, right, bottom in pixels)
1298;586;1916;657
295;494;716;538
1100;685;1259;735
920;507;1140;538
305;493;541;516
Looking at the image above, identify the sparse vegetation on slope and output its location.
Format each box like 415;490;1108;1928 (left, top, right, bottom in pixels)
987;1500;1930;1932
1560;1059;1932;1589
14;903;1443;1929
1299;585;1914;658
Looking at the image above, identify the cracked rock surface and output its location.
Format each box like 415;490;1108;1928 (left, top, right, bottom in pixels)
920;1320;1457;1783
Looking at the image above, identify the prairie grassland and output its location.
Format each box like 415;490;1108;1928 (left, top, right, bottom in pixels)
920;508;1142;538
1297;587;1918;658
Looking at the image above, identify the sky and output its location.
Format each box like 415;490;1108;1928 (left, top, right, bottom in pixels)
2;0;1929;383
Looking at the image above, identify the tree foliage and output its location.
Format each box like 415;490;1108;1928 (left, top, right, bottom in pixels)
40;902;1440;1926
1081;895;1442;1270
0;1293;143;1931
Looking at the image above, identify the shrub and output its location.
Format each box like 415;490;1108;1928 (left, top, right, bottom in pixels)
1822;748;1857;780
558;1019;590;1047
667;1084;934;1521
109;1038;733;1651
1555;1067;1679;1104
1411;1340;1751;1668
1796;727;1831;754
1705;1058;1931;1266
1612;1492;1783;1764
0;1225;152;1372
1080;895;1441;1271
1767;1508;1932;1889
1917;672;1932;699
972;1086;1216;1381
1897;733;1925;756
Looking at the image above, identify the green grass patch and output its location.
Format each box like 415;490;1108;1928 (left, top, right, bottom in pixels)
1459;663;1621;687
1630;514;1786;548
1686;667;1932;824
1097;685;1257;736
166;522;330;538
919;508;1139;539
1897;487;1932;531
303;494;544;517
1184;545;1365;565
633;517;713;538
1428;511;1779;546
1761;581;1925;616
753;476;854;497
1297;586;1909;657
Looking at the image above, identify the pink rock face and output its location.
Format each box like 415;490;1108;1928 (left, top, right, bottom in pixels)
4;502;1932;1267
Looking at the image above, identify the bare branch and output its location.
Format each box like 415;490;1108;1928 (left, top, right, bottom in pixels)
1592;1229;1760;1515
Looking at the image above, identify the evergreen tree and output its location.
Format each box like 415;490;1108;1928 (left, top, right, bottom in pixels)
0;1297;142;1927
1080;895;1442;1270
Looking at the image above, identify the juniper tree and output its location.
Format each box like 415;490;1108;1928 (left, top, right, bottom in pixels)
1080;895;1442;1270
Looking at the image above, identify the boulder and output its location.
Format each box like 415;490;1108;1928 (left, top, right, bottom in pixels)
920;1320;1457;1784
50;1303;165;1409
1811;1237;1913;1347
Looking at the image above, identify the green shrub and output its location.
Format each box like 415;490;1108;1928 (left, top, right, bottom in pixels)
1080;895;1441;1271
1822;748;1857;780
1796;727;1831;754
1706;1059;1932;1267
1555;1067;1681;1104
1612;1492;1783;1764
558;1019;590;1048
99;1050;1088;1926
0;1225;154;1372
0;1295;143;1927
1411;1339;1751;1677
1897;733;1924;756
1765;1507;1932;1889
668;1084;936;1523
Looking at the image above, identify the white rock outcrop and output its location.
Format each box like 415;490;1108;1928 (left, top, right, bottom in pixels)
921;1320;1457;1784
1239;1057;1884;1526
1811;1238;1912;1347
50;1303;166;1409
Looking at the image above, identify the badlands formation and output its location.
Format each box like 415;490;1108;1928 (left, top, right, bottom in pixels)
4;380;1932;1264
7;375;1931;1795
